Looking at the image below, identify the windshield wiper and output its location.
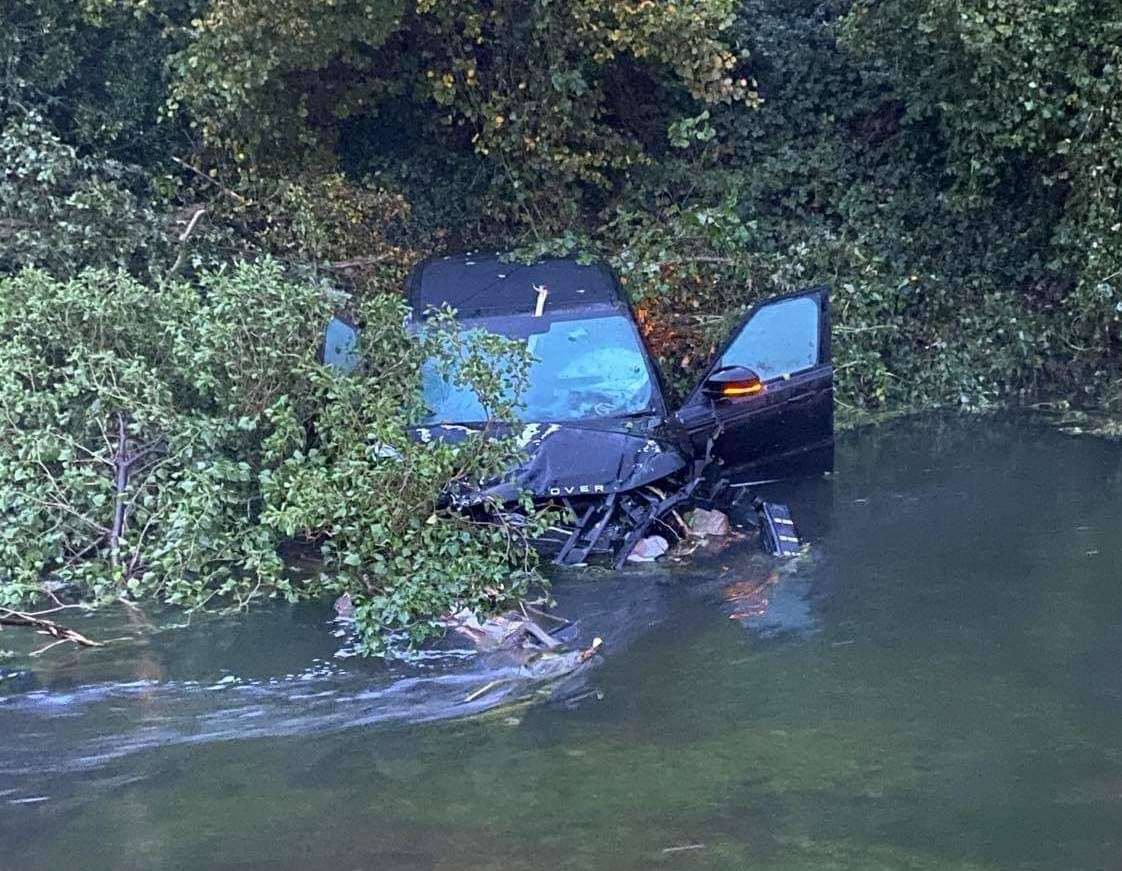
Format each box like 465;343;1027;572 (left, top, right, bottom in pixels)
602;409;660;425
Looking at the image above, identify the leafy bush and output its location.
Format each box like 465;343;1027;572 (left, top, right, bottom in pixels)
0;112;169;277
570;0;1109;413
167;0;755;227
169;169;418;293
0;262;543;651
841;0;1122;381
0;0;177;158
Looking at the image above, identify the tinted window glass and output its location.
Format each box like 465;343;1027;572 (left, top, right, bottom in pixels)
719;295;820;380
422;314;654;423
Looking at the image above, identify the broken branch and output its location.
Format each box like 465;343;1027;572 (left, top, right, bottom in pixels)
108;412;129;568
171;157;247;203
168;206;207;278
320;254;393;271
0;607;102;649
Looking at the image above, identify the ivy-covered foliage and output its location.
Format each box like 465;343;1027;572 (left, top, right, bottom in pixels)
544;0;1119;412
841;0;1122;383
0;263;541;651
0;0;182;158
165;0;405;164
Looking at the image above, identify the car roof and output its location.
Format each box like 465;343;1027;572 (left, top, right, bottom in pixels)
407;252;625;319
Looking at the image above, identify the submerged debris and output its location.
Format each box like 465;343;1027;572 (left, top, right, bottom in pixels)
444;607;603;703
518;637;602;681
626;535;669;562
462;636;603;704
722;574;778;620
755;500;802;557
444;608;555;651
685;507;731;538
333;593;356;621
0;606;102;655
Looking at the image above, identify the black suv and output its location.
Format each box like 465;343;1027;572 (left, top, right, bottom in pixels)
326;252;833;565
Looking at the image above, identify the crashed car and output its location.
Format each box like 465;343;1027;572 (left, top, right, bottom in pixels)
325;252;833;567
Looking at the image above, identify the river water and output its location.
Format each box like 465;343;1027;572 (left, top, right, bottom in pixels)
2;414;1121;870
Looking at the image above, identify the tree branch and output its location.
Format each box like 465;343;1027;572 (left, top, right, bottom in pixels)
321;253;393;271
171;157;247;204
0;608;102;649
167;206;207;278
108;412;130;568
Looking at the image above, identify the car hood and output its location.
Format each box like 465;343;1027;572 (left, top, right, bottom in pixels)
416;420;690;503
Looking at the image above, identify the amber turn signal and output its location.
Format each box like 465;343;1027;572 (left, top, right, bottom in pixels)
721;381;764;397
702;365;765;400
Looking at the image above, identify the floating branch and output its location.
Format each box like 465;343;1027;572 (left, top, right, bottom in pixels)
0;607;102;653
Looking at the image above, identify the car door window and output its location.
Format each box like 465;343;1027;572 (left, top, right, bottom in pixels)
323;317;360;372
719;295;820;381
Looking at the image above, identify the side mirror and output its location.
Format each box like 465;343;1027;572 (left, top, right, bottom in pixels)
702;365;764;400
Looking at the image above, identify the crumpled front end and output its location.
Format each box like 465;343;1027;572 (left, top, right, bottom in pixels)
420;420;718;568
474;422;689;503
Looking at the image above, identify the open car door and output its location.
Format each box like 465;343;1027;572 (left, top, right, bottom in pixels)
675;287;833;482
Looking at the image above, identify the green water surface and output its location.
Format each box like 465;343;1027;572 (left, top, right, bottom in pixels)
2;415;1120;870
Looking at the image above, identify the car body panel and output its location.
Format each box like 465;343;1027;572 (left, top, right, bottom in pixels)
421;420;691;505
408;253;627;318
677;286;833;481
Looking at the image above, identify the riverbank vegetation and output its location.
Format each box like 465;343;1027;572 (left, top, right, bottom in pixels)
2;0;1120;649
0;264;543;650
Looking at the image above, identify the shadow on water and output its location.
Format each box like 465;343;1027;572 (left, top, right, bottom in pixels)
3;412;1122;870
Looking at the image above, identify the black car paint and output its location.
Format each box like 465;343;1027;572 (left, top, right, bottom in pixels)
419;417;691;506
677;286;834;483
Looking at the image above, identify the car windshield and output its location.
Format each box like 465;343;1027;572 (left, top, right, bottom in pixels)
421;313;655;423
